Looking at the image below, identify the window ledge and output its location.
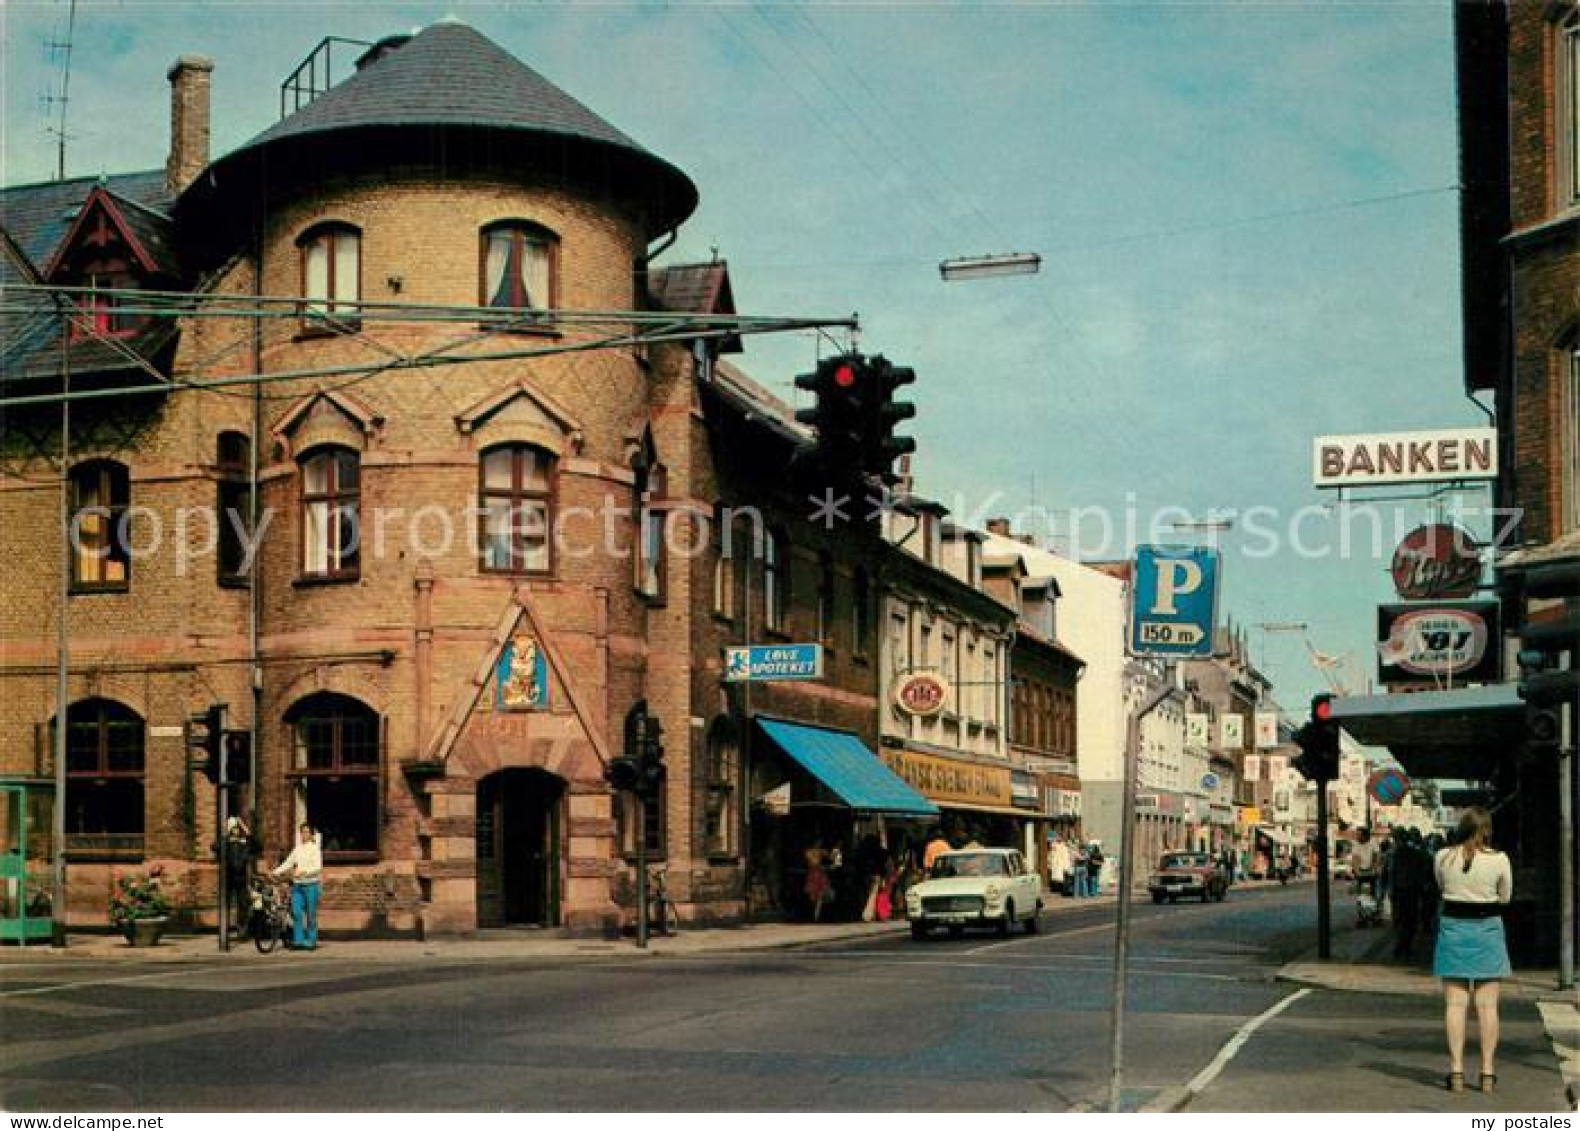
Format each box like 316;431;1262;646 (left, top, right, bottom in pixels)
712;612;736;627
69;583;130;596
217;575;251;591
293;574;360;588
323;852;381;866
293;318;363;341
762;625;790;641
478;320;563;339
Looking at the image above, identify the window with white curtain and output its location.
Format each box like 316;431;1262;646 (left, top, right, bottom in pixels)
482;222;555;316
299;224;360;324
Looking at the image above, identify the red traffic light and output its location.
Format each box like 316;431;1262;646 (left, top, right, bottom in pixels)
1312;693;1334;722
833;363;857;388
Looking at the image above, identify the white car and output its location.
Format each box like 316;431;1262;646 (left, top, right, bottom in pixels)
905;848;1043;940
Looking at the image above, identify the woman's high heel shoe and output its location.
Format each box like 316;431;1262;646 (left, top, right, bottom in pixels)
1446;1072;1465;1093
1479;1073;1496;1094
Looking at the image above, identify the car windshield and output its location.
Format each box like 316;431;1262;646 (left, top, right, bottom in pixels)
1162;853;1208;870
931;852;1008;878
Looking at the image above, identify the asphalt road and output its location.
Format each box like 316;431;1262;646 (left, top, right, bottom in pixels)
1;884;1326;1112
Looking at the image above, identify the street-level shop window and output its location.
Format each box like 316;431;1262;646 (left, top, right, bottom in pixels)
300;447;360;580
298;223;361;329
480;221;556;320
216;431;252;586
69;460;130;591
287;692;380;860
479;444;554;575
60;698;144;857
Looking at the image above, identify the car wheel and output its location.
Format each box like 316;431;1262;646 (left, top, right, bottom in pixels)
1025;902;1041;934
1151;892;1165;904
947;925;964;939
999;900;1015;937
910;922;929;941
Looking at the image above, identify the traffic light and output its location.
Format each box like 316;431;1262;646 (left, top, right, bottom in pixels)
1292;693;1340;782
609;700;665;796
861;356;916;483
222;730;252;785
794;353;868;479
187;703;226;784
1517;636;1577;755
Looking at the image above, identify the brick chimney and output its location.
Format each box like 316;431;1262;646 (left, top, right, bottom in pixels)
165;55;215;196
985;517;1012;537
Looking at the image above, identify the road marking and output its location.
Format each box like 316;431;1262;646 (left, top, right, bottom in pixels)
1183;986;1311;1097
0;967;219;998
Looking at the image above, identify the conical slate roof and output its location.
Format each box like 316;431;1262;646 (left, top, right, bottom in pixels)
180;21;697;236
242;22;647;157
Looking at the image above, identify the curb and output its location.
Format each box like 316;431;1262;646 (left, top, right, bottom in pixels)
1139;1084;1193;1113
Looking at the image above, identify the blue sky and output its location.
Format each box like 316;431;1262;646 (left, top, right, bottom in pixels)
2;0;1486;713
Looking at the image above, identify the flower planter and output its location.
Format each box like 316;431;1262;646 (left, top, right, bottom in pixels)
122;917;168;948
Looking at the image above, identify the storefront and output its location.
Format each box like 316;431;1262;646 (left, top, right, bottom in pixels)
877;744;1038;858
748;717;938;922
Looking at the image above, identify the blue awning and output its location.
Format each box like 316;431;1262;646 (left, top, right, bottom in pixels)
756;718;939;818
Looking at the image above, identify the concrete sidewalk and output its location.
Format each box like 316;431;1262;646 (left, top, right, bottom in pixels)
1273;916;1580;1108
1;885;1122;965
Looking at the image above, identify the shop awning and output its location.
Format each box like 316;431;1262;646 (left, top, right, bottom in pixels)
756;719;940;818
1256;826;1292;846
1328;684;1523;779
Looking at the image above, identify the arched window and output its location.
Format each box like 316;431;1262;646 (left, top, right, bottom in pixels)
286;692;380;859
634;459;667;600
69;460;130;590
60;699;144;856
480;221;557;317
300;446;359;580
479;444;554;574
216;431;252;586
298;222;361;327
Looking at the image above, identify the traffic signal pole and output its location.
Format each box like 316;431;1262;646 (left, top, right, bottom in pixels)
1108;681;1175;1114
216;703;231;954
1316;778;1331;960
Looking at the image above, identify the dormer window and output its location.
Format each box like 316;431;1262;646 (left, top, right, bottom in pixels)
481;222;557;323
69;275;139;341
299;223;361;330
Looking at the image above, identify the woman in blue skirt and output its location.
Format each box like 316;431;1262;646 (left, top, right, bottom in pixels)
1432;806;1512;1094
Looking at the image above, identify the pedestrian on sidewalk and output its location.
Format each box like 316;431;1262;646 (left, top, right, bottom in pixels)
1085;842;1105;897
1048;836;1072;896
1390;829;1431;960
1433;806;1512;1095
272;823;323;950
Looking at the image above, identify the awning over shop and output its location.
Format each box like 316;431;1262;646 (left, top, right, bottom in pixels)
1328;684;1523;779
1256;825;1292;846
756;719;939;818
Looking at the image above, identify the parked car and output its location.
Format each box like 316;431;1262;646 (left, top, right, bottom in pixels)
905;848;1043;939
1147;851;1229;904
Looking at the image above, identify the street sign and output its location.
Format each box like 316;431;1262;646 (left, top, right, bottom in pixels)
724;643;823;682
1368;766;1411;806
1200;772;1220;792
1129;545;1220;657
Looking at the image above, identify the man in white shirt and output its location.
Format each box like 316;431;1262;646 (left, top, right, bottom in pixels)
272;823;323;951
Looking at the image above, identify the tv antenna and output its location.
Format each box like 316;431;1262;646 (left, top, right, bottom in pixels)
41;0;79;181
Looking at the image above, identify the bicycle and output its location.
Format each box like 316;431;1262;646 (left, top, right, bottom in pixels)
647;865;680;937
247;876;293;954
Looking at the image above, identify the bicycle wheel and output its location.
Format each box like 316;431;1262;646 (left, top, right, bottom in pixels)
253;910;278;954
